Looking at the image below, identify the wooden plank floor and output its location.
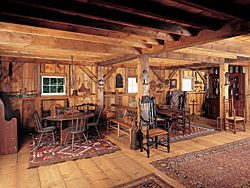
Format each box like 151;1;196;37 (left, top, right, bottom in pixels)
0;122;249;188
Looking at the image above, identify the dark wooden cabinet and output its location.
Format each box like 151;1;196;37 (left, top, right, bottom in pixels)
207;98;219;119
207;72;245;119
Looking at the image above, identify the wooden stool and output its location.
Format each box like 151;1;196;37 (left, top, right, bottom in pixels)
216;117;224;130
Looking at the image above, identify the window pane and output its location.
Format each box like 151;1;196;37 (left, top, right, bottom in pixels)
51;86;57;93
42;76;66;95
57;86;64;93
128;77;138;93
43;86;50;93
58;78;64;85
43;78;50;85
51;78;57;85
182;78;193;91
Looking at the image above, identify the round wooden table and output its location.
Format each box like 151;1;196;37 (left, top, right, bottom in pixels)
43;112;94;144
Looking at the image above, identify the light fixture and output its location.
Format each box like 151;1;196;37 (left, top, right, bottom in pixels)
225;72;230;86
98;79;104;86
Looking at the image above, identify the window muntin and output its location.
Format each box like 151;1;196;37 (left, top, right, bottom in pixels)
42;76;66;95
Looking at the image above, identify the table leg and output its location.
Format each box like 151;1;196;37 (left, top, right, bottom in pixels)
60;121;63;145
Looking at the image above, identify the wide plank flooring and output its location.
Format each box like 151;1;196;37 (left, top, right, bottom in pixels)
0;121;249;188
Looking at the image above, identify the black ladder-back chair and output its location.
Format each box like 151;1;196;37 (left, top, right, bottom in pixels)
176;107;191;135
55;106;74;115
138;96;171;158
64;113;90;151
86;106;102;138
34;111;56;150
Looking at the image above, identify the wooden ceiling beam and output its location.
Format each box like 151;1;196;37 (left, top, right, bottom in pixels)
1;0;193;36
0;14;165;45
89;0;224;30
218;38;250;48
162;62;215;70
142;21;250;55
175;48;238;59
173;0;250;21
225;56;250;64
0;31;140;55
98;55;138;66
0;56;93;65
0;22;149;49
194;42;250;57
150;51;225;64
0;45;121;63
0;45;117;58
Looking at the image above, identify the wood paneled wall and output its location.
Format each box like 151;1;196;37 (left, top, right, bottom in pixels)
0;62;209;129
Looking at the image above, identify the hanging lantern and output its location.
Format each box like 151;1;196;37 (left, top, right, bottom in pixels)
225;72;230;86
98;79;104;87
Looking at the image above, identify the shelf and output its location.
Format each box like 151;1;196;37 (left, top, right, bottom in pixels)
9;94;96;100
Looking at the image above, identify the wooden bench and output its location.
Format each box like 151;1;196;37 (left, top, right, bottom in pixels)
106;104;137;146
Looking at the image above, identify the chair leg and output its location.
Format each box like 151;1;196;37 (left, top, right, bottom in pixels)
51;131;56;146
95;126;101;138
72;134;75;151
183;117;186;135
86;126;89;139
234;119;236;134
243;120;246;132
146;134;150;158
83;132;90;147
155;136;158;149
64;132;69;145
167;120;170;153
36;133;43;150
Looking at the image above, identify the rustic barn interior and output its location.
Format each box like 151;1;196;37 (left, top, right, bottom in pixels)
1;0;250;187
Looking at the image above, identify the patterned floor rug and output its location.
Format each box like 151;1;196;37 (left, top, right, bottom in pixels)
112;173;174;188
29;134;120;168
167;124;218;143
151;138;250;188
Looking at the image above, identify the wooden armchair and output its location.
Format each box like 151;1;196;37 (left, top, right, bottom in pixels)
138;96;170;158
224;97;246;134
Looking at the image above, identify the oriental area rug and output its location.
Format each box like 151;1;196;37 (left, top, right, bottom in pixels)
151;138;250;188
29;134;120;168
169;124;218;143
112;173;174;188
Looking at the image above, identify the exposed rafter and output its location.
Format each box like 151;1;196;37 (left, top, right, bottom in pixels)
0;0;193;36
142;21;250;55
173;0;250;21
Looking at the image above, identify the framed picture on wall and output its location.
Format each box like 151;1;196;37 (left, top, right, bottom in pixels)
170;79;177;89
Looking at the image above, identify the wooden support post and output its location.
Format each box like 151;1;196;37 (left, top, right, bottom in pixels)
37;64;41;95
96;66;104;108
219;64;229;128
179;70;183;90
163;69;166;104
137;55;149;123
245;67;249;122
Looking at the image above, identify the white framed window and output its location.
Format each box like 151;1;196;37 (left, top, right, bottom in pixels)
182;77;193;91
41;76;66;95
128;77;138;93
